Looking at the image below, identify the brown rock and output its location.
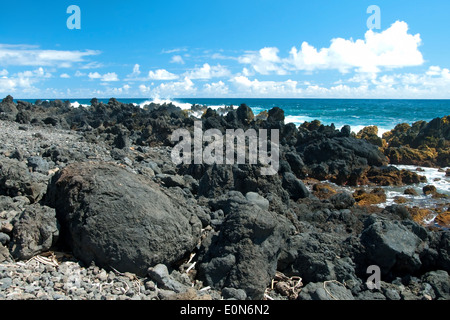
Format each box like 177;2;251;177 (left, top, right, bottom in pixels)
312;183;337;199
404;188;419;196
394;196;408;204
435;212;450;228
423;185;437;195
408;207;435;225
353;188;387;205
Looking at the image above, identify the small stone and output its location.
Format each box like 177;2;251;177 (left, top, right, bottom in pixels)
1;222;13;233
404;188;419;196
0;232;10;245
97;270;108;282
423;185;437;195
0;277;12;289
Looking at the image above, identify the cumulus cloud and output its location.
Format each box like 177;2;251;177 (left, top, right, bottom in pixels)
152;77;196;96
0;67;52;95
60;73;71;78
238;21;424;75
88;72;118;81
238;47;287;75
148;69;179;80
184;63;230;79
230;76;299;96
139;84;151;94
127;64;141;78
88;72;102;79
286;21;423;73
101;72;119;82
203;81;229;96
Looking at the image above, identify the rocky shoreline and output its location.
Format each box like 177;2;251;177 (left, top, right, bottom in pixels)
0;95;449;300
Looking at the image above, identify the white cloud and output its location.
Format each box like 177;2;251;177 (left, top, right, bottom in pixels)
101;72;119;82
0;78;18;93
75;70;86;77
242;67;252;77
184;63;230;79
237;21;424;75
0;69;8;77
425;65;450;78
203;81;229;96
139;84;151;94
17;67;52;79
285;21;423;74
127;64;141;78
152;77;196;97
148;69;179;80
88;72;102;79
88;72;118;81
238;47;287;75
230;76;299;96
0;67;52;95
60;73;71;78
0;44;100;68
170;55;185;64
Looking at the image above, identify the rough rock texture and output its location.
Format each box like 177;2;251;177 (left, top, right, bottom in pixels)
277;232;360;284
381;116;450;167
360;215;423;276
197;193;294;299
10;204;59;260
0;156;47;203
46;161;202;276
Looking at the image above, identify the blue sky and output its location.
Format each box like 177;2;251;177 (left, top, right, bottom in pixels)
1;0;449;99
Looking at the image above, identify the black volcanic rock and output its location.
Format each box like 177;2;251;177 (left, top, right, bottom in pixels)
0;95;18;120
10;204;59;260
267;107;285;122
282;172;309;201
46;161;202;276
197;196;294;299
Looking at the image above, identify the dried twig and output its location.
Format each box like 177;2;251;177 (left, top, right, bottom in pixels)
323;280;347;300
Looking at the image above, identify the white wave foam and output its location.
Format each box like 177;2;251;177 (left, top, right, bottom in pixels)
344;125;392;137
284;115;315;125
138;98;193;110
70;101;89;108
394;165;450;194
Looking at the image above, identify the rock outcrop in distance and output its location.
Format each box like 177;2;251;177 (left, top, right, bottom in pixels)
355;116;450;167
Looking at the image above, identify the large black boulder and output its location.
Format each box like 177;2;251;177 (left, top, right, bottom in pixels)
46;161;202;276
360;215;423;277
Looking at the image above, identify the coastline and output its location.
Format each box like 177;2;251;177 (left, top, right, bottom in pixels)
0;95;449;301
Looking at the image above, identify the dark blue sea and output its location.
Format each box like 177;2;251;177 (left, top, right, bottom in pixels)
20;98;450;137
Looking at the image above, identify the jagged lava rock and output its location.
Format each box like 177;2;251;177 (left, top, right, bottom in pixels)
10;204;59;260
197;193;294;299
46;161;202;276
